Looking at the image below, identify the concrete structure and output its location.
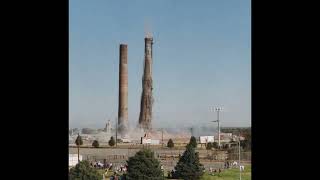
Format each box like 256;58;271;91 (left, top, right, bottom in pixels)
118;44;129;137
200;136;215;144
138;36;153;130
140;133;160;145
141;138;160;145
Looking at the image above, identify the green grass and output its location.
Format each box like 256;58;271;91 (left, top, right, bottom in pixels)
96;165;251;180
200;165;251;180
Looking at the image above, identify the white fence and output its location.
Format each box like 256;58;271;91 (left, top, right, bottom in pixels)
69;154;82;167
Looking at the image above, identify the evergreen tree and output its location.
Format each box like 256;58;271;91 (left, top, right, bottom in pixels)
108;136;115;147
240;139;250;150
173;137;204;180
212;142;218;149
241;131;251;151
69;160;101;180
75;134;83;163
75;133;83;146
92;140;99;148
188;136;197;148
206;142;213;150
167;139;174;148
126;149;163;180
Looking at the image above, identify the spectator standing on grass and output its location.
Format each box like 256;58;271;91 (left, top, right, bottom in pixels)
112;172;118;180
240;165;245;172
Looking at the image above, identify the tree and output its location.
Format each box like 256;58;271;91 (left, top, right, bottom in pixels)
92;140;99;148
108;136;115;147
222;144;230;150
75;133;83;163
167;139;174;148
69;160;101;180
126;149;163;179
241;131;251;151
212;142;218;149
188;136;197;148
173;138;204;180
240;139;251;151
206;142;213;150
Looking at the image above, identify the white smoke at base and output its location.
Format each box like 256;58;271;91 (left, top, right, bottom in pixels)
69;119;220;145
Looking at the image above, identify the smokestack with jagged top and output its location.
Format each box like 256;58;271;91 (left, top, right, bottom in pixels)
138;33;153;131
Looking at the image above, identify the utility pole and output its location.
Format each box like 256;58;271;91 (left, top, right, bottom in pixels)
161;128;164;148
115;118;118;147
77;133;80;163
239;131;242;180
210;107;222;149
217;109;220;149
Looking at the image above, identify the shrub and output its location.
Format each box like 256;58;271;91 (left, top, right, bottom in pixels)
92;140;99;148
108;136;115;147
167;139;174;148
206;142;213;150
212;142;218;149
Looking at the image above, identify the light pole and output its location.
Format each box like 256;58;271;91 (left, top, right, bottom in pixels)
115;118;118;148
239;132;242;180
210;107;222;149
161;128;164;148
77;133;80;163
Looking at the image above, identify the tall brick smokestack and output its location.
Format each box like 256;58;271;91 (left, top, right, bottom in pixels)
118;44;128;136
138;37;153;130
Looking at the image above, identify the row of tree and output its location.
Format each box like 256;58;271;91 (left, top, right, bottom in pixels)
75;134;116;148
76;135;174;149
77;134;249;152
167;138;219;150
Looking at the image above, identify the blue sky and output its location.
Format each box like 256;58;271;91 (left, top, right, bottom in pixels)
69;0;251;129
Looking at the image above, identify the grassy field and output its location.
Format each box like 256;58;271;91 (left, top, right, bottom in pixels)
200;165;251;180
97;165;251;180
